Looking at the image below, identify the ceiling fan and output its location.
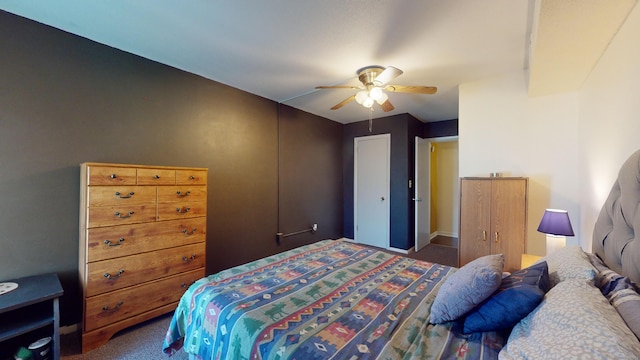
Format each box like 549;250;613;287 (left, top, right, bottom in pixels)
315;65;437;112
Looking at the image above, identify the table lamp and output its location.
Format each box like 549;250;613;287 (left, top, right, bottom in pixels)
537;209;574;255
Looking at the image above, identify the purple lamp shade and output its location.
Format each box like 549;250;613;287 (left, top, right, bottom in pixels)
537;209;575;236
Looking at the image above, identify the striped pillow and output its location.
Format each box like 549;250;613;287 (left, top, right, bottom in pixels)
596;267;640;340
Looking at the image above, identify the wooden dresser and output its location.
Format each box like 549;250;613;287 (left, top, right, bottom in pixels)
79;162;207;352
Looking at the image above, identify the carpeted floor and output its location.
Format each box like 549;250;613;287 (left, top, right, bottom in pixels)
375;236;459;268
60;313;188;360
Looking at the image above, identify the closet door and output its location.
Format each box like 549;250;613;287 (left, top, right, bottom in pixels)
354;134;390;249
459;179;492;266
491;179;527;272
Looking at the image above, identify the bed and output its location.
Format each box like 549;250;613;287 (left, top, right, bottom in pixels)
163;149;640;359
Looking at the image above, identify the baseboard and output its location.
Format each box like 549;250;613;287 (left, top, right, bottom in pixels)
430;231;458;239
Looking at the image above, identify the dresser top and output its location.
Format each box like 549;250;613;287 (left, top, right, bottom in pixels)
80;162;208;171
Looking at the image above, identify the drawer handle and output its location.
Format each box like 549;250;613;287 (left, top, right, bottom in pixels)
154;175;160;179
114;211;134;218
176;207;191;214
181;280;196;288
176;190;191;197
182;228;197;235
182;254;196;263
104;269;125;279
110;174;117;179
115;191;135;199
104;238;125;247
189;176;195;180
102;301;123;314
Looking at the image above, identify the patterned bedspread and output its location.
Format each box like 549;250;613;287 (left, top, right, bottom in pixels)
163;240;506;359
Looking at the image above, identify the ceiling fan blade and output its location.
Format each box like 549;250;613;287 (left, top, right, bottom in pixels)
330;95;356;110
373;66;403;86
385;85;437;94
316;85;361;90
379;99;395;112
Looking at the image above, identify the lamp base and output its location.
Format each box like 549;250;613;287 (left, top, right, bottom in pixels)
546;235;566;255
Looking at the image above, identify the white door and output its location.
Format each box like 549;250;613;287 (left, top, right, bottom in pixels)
354;134;390;249
415;137;431;251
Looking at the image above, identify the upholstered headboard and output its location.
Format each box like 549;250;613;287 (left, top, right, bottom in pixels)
593;149;640;283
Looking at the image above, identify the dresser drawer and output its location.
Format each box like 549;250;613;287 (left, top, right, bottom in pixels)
86;218;207;262
88;205;157;228
176;169;207;185
137;168;175;185
158;201;207;221
157;186;207;203
88;166;137;186
88;186;156;207
85;243;205;297
84;268;204;332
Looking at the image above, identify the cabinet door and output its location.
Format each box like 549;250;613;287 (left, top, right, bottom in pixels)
459;179;492;267
491;179;527;272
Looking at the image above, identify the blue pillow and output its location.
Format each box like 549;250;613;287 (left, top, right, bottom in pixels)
430;253;504;324
463;260;549;333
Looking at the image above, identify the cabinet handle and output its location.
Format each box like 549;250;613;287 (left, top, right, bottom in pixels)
114;211;134;218
182;254;196;263
176;207;191;214
102;301;123;314
104;269;125;279
115;191;135;199
182;228;197;235
104;238;125;247
482;230;487;241
495;232;499;243
176;190;191;197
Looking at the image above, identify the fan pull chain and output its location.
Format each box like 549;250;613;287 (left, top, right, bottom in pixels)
368;107;373;132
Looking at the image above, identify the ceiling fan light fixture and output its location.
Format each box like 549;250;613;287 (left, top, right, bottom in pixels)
362;96;375;108
375;91;388;105
369;86;384;101
355;90;369;105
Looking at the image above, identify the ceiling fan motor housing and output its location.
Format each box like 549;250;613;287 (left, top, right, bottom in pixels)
357;65;386;87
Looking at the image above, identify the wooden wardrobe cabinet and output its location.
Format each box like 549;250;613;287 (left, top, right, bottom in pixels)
458;177;528;273
79;162;207;353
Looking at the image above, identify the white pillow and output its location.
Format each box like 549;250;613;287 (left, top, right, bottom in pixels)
499;279;640;359
540;245;596;287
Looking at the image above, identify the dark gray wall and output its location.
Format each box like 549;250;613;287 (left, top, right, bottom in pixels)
0;11;343;326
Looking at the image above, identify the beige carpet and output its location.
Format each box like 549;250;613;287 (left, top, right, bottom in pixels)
61;313;189;360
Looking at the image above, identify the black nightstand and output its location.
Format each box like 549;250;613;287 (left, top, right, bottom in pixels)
0;273;64;360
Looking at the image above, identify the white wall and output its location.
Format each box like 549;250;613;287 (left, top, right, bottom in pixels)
459;71;580;256
579;2;640;252
459;3;640;256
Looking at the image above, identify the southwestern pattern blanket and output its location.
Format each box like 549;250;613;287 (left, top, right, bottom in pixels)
163;240;505;359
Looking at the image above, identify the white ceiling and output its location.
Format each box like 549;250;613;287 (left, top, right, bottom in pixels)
0;0;635;124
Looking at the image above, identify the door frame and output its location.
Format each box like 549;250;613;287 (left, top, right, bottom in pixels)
414;135;459;251
354;133;391;249
414;137;431;252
